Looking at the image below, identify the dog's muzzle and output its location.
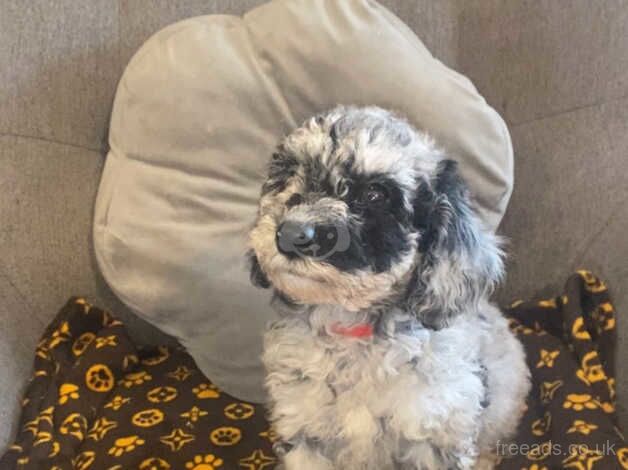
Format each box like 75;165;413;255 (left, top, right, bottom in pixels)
276;220;350;260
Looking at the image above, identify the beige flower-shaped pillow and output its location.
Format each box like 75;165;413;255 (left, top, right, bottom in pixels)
94;0;513;402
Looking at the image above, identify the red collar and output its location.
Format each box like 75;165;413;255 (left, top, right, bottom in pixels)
330;322;374;339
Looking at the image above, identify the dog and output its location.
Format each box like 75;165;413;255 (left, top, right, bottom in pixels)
248;106;530;469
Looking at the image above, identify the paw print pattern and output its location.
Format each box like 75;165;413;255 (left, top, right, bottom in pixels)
58;383;80;405
85;364;115;393
210;426;242;446
567;419;598;435
108;435;145;457
132;409;165;428
120;371;152;388
185;454;223;469
193;383;220;399
563;394;600;411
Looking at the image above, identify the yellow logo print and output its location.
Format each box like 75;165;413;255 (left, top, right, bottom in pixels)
531;412;551;437
185;454;223;470
562;446;603;469
105;395;131;411
168;365;193;382
210;426;242;446
224;403;255;420
576;351;607;386
132;409;165;428
94;335;118;349
239;449;277;470
181;406;208;424
577;270;607;293
58;383;80;405
567;419;598;436
141;346;170;366
539;380;563;404
87;417;118;441
160;428;195;452
60;413;88;441
193;383;220;399
85;364;115;392
147;386;178;403
49;321;71;349
571;317;592;341
120;370;152;388
140;457;171;470
536;349;560;368
72;332;96;356
563;394;599;411
617;447;628;469
108;435;145;457
73;451;95;470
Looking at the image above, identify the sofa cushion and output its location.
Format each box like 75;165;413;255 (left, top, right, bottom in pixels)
93;0;513;402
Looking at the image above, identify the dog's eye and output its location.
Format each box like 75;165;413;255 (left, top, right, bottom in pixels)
336;180;353;198
286;193;303;208
363;184;388;204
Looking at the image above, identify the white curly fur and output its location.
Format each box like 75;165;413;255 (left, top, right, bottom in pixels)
250;106;530;469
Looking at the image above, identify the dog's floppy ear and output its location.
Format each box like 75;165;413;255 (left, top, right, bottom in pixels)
247;250;271;289
408;160;504;328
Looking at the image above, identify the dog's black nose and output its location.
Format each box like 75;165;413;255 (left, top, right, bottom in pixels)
276;221;316;256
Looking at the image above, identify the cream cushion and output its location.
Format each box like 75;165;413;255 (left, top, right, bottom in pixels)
94;0;513;402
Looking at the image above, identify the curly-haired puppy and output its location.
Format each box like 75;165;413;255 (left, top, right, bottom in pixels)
248;106;530;470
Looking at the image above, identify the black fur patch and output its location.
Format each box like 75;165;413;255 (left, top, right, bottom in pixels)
247;250;270;288
329;173;413;273
412;159;471;256
285;193;303;208
261;149;299;195
432;159;477;253
412;178;438;253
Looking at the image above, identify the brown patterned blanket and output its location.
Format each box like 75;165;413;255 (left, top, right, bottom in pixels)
1;271;625;469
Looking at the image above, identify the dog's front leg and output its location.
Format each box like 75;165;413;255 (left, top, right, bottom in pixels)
279;443;334;470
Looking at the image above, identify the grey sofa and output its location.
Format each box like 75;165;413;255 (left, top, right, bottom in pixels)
1;0;626;449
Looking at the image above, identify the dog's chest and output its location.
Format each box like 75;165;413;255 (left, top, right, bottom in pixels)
263;314;486;465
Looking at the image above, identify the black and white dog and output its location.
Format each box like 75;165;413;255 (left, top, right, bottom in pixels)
248;106;529;469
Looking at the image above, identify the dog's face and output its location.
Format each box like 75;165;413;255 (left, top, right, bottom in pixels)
249;107;503;323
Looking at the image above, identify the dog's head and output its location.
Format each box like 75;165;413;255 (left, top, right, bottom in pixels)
248;106;503;327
